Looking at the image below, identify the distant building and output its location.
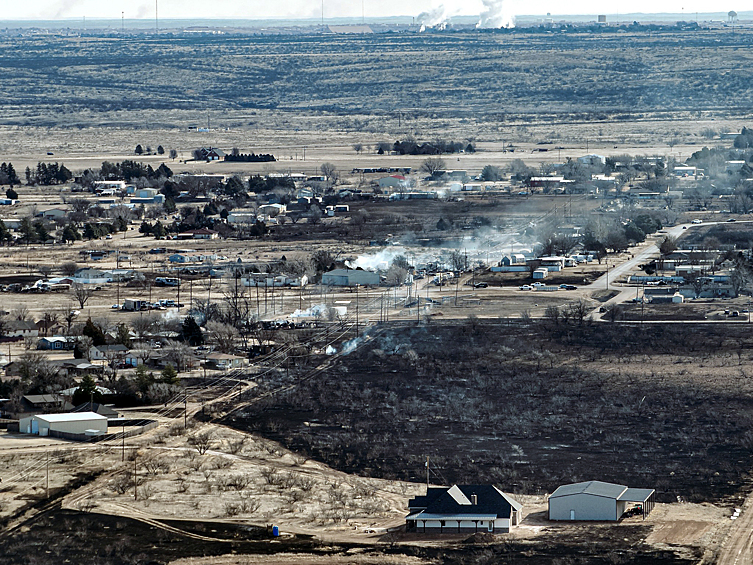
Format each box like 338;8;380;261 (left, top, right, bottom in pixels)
327;24;374;34
196;147;226;161
177;228;219;240
322;268;380;287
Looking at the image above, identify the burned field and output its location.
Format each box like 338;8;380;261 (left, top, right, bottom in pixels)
0;508;695;565
236;321;753;505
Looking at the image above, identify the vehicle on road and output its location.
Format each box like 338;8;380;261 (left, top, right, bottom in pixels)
727;218;737;222
519;285;532;291
559;284;578;290
692;219;703;224
473;282;488;288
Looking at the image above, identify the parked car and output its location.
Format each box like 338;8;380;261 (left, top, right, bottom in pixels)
560;284;578;290
519;285;532;291
473;282;488;288
691;219;702;224
532;282;546;288
727;218;737;222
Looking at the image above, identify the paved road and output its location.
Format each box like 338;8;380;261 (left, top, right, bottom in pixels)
586;223;691;292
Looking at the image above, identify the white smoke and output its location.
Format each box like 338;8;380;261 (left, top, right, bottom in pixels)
345;247;408;271
477;0;515;29
417;5;457;29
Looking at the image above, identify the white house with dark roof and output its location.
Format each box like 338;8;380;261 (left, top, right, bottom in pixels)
548;481;655;521
406;485;522;534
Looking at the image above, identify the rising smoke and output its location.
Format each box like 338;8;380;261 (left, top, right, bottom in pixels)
477;0;515;29
417;0;515;30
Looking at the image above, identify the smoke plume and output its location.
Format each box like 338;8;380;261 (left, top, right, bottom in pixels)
417;5;456;29
476;0;515;29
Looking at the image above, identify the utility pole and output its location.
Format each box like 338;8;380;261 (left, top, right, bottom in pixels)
122;422;125;461
155;0;159;33
184;391;187;428
426;456;430;490
356;284;359;337
46;449;49;498
134;452;138;501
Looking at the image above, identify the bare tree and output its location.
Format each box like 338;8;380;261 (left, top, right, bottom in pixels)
206;321;240;354
320;162;338;183
163;340;194;372
420;157;446;176
188;431;213;455
71;284;93;309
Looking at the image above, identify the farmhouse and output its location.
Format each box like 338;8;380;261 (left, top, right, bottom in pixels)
548;481;655;521
406;485;522;534
37;336;75;350
19;411;108;437
322;268;380;287
5;320;39;338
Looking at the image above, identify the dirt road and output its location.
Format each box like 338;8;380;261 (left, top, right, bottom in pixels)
716;494;753;565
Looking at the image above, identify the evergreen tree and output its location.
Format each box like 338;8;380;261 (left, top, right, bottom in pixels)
135;364;155;395
62;225;81;243
160;364;180;384
181;316;203;346
72;374;102;406
135;144;143;155
83;318;107;346
6;187;18;200
115;323;132;348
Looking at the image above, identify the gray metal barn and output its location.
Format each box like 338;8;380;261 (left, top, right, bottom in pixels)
548;481;655;521
321;268;380;287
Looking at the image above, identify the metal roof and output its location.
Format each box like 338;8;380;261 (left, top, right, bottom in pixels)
549;481;628;500
35;412;107;423
618;488;655;502
408;513;499;521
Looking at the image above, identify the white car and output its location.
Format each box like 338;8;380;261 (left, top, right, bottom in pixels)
691;219;702;224
519;285;532;291
532;282;546;288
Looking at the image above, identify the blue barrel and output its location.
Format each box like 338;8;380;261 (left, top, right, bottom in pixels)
272;526;279;537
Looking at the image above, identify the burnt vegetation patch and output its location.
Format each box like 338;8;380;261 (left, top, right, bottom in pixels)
235;321;753;504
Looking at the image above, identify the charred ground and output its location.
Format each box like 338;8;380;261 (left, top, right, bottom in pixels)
232;320;753;504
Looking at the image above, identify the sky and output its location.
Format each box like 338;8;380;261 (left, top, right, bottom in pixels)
2;0;748;21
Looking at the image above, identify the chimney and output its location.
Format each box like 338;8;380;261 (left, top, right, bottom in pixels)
471;493;477;505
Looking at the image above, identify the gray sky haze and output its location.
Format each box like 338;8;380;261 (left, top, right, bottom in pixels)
5;1;750;22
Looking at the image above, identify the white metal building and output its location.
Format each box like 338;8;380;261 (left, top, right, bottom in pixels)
548;481;655;521
19;412;108;437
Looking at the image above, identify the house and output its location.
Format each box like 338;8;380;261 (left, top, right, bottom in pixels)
19;411;107;437
37;336;75;351
204;353;248;370
406;485;522;534
548;481;655;521
20;394;73;414
5;320;39;338
72;268;112;284
227;212;258;224
89;344;129;362
258;203;287;217
71;402;120;419
94;180;127;192
39;208;69;220
577;154;606;166
52;359;104;377
197;147;226;161
322;268;380;287
177;228;219;240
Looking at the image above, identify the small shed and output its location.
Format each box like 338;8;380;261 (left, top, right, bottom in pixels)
19;411;108;437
